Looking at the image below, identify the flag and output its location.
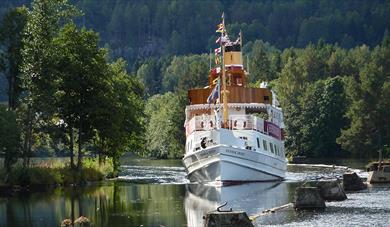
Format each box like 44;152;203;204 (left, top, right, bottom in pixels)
225;40;233;47
207;81;220;104
216;23;224;33
214;47;221;55
215;36;221;44
233;37;240;45
216;35;229;44
210;67;221;75
215;56;220;65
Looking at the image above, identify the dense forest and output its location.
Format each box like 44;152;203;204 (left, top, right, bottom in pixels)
0;0;389;172
1;0;390;68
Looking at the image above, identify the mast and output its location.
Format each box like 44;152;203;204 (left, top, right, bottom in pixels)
221;13;229;127
209;48;212;70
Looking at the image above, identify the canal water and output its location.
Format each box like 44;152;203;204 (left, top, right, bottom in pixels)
0;158;389;227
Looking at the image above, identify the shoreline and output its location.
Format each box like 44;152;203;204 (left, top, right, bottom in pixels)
0;157;117;197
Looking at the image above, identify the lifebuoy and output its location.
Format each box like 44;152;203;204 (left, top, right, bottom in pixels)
203;119;214;130
234;118;246;130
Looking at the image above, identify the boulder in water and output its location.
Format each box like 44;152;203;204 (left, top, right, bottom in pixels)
316;180;347;201
343;172;367;191
74;216;90;226
61;219;72;227
204;211;253;227
294;187;325;210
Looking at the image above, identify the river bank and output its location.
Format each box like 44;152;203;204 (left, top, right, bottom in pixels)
0;158;115;196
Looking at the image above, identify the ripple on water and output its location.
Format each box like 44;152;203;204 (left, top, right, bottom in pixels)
285;164;367;182
262;185;390;227
118;163;368;185
118;165;190;184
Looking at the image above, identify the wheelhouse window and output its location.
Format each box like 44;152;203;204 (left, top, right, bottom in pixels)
270;142;274;153
263;140;267;151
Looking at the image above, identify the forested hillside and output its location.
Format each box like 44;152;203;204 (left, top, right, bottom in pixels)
1;0;390;66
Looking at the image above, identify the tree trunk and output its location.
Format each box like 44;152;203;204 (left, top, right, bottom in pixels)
98;148;102;166
71;191;75;224
7;74;14;110
70;127;75;169
77;122;82;170
23;106;33;170
98;141;104;166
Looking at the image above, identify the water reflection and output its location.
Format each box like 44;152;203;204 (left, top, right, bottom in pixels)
0;183;187;227
184;182;290;227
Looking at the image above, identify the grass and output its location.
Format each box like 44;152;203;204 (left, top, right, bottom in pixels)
0;157;115;187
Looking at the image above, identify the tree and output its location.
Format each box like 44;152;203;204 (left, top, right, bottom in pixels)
53;22;110;169
299;77;347;157
275;56;306;156
0;6;27;110
0;105;20;180
338;41;390;158
248;40;272;83
20;0;80;168
94;59;144;173
162;54;209;92
144;92;186;158
136;57;164;97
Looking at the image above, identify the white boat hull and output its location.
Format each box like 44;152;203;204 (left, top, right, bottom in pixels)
183;145;286;183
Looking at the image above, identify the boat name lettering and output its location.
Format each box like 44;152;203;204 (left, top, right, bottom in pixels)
226;149;245;156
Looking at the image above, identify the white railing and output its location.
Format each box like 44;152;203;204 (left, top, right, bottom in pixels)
185;115;215;136
185;114;283;140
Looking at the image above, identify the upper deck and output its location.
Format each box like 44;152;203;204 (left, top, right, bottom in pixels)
188;42;273;105
188;86;272;105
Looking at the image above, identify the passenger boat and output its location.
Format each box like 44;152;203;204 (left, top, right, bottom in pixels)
182;14;287;184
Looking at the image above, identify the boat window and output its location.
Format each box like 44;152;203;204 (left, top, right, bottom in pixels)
263;140;267;151
274;144;278;155
270;142;274;153
257;138;260;148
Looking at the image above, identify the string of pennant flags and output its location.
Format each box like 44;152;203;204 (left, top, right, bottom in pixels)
208;13;242;105
214;13;241;65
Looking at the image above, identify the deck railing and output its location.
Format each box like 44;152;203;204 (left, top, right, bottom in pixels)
185;115;283;140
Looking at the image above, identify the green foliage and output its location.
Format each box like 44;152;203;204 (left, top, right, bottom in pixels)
2;0;390;69
0;105;21;174
337;40;390;158
162;54;209;92
136;57;171;97
0;6;27;109
245;40;278;82
144;92;187;158
53;22;112;166
93;59;144;172
299;77;347;157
